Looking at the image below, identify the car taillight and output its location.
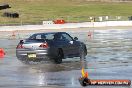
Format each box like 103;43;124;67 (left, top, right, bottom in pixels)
39;43;48;48
16;44;25;49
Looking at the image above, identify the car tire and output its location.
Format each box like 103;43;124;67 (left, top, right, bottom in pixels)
22;60;29;64
84;45;87;56
17;58;30;64
80;45;87;60
54;49;63;64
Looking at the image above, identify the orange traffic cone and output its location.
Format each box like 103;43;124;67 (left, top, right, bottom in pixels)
0;48;5;58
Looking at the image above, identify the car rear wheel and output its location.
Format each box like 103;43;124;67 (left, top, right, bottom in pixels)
54;49;63;64
17;58;30;64
22;59;30;64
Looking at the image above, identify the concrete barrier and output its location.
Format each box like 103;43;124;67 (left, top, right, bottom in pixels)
43;21;54;24
0;21;132;31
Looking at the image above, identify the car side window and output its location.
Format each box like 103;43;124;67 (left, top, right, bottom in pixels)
29;34;41;39
53;34;62;40
45;34;54;40
29;34;45;40
36;35;42;39
61;33;73;41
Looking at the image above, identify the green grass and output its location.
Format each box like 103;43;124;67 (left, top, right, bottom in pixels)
0;0;132;24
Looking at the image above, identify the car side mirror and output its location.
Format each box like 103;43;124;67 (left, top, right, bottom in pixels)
74;37;78;41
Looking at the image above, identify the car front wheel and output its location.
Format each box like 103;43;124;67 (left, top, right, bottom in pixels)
80;45;87;60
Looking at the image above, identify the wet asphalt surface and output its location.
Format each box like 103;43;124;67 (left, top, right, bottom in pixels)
0;29;132;88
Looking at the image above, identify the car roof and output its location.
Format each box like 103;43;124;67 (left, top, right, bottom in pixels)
34;32;67;35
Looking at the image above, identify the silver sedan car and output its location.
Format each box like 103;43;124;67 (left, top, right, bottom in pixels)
16;32;87;64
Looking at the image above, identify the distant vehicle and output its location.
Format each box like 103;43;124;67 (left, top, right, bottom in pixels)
0;4;11;10
16;32;87;64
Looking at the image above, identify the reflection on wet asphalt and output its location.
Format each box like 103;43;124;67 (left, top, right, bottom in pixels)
0;29;132;88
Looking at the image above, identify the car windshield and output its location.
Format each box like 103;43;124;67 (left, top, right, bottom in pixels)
29;33;55;40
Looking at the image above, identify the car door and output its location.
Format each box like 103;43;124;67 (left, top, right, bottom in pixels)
61;33;80;56
53;33;72;56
